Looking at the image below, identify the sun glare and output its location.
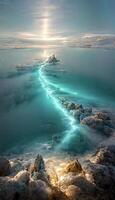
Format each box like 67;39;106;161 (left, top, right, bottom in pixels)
42;15;49;39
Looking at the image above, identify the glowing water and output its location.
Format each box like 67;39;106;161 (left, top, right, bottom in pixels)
39;62;79;149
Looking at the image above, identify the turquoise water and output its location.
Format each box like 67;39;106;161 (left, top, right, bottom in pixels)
0;47;115;154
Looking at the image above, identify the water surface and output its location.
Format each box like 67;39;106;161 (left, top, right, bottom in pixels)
0;47;115;154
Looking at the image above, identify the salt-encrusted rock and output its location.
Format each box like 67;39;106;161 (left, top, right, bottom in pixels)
0;157;11;176
81;116;104;129
65;183;96;200
65;185;81;200
51;187;68;200
91;145;115;166
28;180;49;200
14;170;30;184
59;173;96;196
76;104;83;110
29;154;45;175
34;154;45;172
0;177;28;200
103;126;113;136
83;161;115;189
84;107;92;114
10;159;23;175
29;154;49;184
81;113;113;136
80;107;92;120
59;174;78;191
65;160;82;174
67;102;76;110
31;171;49;184
95;112;110;121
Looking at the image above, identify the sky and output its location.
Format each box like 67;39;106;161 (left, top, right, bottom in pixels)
0;0;115;48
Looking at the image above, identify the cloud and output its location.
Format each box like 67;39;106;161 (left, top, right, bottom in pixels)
0;32;115;49
64;33;115;49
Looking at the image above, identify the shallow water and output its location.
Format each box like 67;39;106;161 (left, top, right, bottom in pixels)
0;47;115;154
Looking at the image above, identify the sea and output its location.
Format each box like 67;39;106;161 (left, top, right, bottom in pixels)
0;47;115;156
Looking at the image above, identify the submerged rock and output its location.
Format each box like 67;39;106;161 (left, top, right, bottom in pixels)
0;157;11;176
52;135;61;147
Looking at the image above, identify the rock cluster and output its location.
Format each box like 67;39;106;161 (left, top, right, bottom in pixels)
60;145;115;200
61;100;114;136
0;146;115;200
82;145;115;200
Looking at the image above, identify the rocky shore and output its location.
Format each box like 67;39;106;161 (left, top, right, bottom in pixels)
0;144;115;200
60;99;114;136
0;98;115;200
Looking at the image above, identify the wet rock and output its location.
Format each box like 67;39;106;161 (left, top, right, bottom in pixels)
0;157;11;176
65;160;82;174
91;145;115;166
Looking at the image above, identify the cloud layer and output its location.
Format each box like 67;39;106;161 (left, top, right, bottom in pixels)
0;33;115;49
